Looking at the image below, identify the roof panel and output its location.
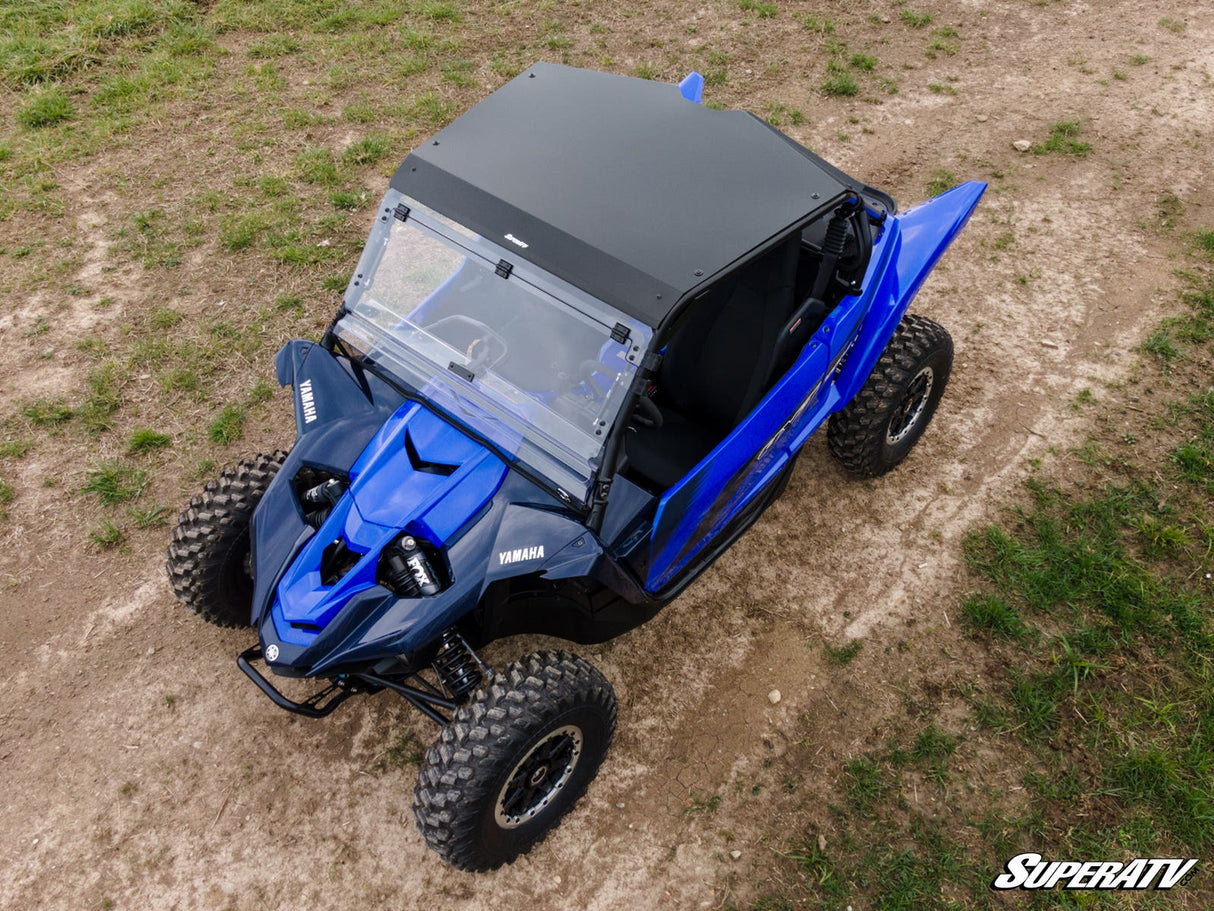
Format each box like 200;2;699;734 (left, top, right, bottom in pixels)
391;63;852;326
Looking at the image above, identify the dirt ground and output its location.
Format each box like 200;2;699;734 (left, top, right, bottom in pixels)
1;0;1212;909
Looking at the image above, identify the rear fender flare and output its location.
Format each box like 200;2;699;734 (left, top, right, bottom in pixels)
833;181;985;405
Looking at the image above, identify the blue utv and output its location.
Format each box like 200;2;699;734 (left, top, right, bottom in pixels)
168;63;984;870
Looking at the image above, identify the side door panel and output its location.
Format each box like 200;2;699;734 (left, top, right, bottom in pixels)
644;224;898;593
645;336;831;590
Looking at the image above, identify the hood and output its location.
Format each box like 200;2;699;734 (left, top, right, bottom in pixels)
273;402;508;635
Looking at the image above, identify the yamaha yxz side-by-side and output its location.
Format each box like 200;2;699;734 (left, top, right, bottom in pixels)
167;63;984;870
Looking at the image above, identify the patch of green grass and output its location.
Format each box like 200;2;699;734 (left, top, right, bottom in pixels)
149;306;183;330
321;273;350;292
246;34;300;58
899;9;932;27
17;87;75;127
248;378;275;404
795;13;834;34
1158;16;1186;33
926;168;955;196
207;404;246;444
21;399;73;425
821;60;858;97
83;461;148;505
849;53;877;71
127;428;171;454
327;189;365;209
419;0;461;21
1170;441;1213;486
764;102;804;128
1141;327;1182;371
0;478;13;511
79;362;125;433
411;91;455;129
1031;120;1092;157
160;366;201;394
89;519;124;549
342;134;391;166
0;439;34;458
842;757;884;816
961;592;1029;639
274;292;304;313
295;147;341;185
219;213;267;251
1196;231;1214;262
825;641;862;665
738;0;778;17
683;790;722;815
374;732;424;770
439;58;476;87
129;504;168;528
929;26;960;55
283;108;326;128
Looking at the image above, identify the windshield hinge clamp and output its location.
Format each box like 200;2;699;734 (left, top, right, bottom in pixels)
448;361;475;382
393;203;411;223
495;259;513;279
610;322;631;345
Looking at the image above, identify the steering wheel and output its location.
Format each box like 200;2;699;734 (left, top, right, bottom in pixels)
631;394;663;430
431;316;507;371
578;359;612;400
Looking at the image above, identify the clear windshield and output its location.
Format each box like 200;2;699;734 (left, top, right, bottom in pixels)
335;189;650;503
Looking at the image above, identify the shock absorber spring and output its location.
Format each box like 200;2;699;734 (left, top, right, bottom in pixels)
432;628;486;702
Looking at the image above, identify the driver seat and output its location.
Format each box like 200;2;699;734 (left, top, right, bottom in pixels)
625;237;801;490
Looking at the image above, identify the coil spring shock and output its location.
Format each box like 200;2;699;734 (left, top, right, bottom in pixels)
432;629;485;702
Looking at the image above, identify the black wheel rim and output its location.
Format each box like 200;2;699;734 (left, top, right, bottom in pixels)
494;724;583;829
886;366;934;445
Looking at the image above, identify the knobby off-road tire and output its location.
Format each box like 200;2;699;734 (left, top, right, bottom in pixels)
166;450;288;627
414;651;617;871
828;314;953;476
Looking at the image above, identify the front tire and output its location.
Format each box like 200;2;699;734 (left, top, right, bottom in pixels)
166;450;287;626
828;314;952;476
414;651;617;871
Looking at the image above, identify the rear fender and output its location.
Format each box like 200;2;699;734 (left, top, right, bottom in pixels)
833;181;986;405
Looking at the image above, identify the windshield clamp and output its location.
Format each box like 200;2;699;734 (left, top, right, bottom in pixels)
393;203;411;222
495;259;513;279
610;322;631;345
448;361;475;382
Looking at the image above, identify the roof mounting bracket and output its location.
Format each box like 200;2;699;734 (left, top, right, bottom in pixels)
610;323;631;345
393;203;411;222
495;259;513;279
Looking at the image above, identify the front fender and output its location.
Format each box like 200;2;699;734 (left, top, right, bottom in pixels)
275;339;379;438
833;180;985;405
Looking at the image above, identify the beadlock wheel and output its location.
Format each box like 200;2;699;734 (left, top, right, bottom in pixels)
828;314;953;477
413;651;617;872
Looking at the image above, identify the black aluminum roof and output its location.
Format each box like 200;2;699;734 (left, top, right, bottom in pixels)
390;63;858;328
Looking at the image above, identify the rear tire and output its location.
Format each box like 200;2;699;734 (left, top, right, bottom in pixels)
414;651;617;871
828;314;952;476
166;451;287;627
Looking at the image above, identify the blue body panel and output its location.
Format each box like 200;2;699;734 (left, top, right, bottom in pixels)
679;71;705;104
254;342;606;672
645;180;985;590
270;403;509;644
249;179;984;676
